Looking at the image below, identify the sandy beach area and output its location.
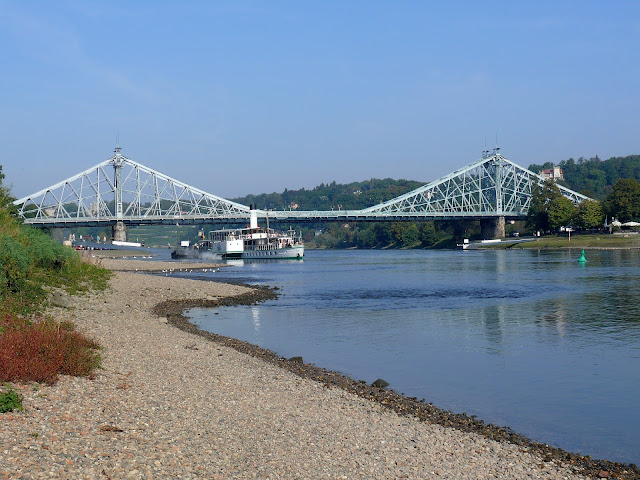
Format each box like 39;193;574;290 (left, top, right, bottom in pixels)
0;257;613;479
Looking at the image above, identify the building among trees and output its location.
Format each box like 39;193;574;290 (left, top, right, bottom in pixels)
538;166;564;181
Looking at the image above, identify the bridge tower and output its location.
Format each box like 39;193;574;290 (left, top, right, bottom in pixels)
480;148;506;239
112;146;127;242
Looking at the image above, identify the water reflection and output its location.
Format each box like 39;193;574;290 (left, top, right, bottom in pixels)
251;306;261;338
224;258;304;267
186;249;640;463
479;305;506;350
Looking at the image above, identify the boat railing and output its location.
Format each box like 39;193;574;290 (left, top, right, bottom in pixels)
211;227;303;247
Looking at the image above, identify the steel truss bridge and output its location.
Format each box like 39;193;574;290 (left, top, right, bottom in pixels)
13;147;589;238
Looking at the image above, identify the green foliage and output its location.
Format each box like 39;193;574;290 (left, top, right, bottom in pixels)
0;222;111;316
0;164;111;316
603;178;640;222
231;178;425;211
527;154;640;228
529;154;640;200
418;223;442;246
353;227;377;248
0;165;16;212
547;196;576;230
400;224;420;247
389;223;420;247
526;179;563;232
527;179;584;232
0;234;32;295
308;221;451;249
0;385;23;413
527;161;555;174
574;199;604;229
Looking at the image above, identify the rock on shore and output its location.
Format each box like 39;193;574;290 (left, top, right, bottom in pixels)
0;259;593;479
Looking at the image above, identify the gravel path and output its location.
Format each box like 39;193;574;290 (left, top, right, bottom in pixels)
0;259;596;479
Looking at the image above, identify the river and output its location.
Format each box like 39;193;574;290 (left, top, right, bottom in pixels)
178;248;640;464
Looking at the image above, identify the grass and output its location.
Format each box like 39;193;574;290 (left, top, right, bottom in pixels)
0;215;112;317
478;233;640;249
0;385;23;413
0;206;109;387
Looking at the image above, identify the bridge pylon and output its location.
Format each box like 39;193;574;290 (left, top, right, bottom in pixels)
480;216;506;239
113;221;127;242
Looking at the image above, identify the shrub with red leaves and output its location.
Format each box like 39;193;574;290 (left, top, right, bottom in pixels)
0;316;101;384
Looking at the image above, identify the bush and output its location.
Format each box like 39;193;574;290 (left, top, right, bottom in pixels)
0;165;107;385
0;220;111;316
0;386;23;413
0;314;101;384
0;301;30;333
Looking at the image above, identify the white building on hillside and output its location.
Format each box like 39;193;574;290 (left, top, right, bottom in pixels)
539;166;564;181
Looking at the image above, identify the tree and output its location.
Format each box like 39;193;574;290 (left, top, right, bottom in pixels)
604;178;640;222
528;161;554;174
547;196;576;230
526;179;563;232
419;222;442;246
390;223;406;245
400;224;419;247
574;199;604;229
353;226;377;248
0;165;16;212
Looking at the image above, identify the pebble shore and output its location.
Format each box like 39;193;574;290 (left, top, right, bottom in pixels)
0;257;631;479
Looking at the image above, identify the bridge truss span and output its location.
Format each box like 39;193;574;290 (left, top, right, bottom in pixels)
13;148;250;227
13;148;591;230
360;151;590;218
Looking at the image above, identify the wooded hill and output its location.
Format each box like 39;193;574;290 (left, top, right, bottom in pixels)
230;178;425;211
529;154;640;200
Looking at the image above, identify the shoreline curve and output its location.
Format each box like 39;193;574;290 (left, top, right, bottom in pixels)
156;287;638;480
2;256;636;479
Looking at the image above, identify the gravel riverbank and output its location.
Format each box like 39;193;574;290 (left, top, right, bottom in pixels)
0;258;633;479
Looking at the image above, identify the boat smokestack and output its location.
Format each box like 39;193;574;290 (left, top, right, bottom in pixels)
250;204;258;229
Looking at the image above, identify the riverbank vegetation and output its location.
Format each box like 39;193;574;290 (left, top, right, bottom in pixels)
480;234;640;250
526;176;640;234
0;165;109;385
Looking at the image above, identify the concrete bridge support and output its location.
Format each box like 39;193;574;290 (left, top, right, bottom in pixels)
480;216;505;240
112;221;127;242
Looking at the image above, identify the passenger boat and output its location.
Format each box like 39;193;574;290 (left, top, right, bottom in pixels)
209;207;304;259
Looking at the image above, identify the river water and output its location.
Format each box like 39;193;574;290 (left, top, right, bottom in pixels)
180;249;640;464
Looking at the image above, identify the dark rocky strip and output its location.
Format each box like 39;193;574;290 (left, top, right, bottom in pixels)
153;290;639;480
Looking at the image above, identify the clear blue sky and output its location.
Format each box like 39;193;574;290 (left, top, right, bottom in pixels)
2;1;639;200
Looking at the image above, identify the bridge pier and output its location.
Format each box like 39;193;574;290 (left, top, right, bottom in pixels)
112;221;127;242
480;216;505;240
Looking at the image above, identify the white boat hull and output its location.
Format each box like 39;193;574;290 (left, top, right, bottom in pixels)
208;219;304;260
241;245;304;260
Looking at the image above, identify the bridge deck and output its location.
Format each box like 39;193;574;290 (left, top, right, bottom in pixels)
14;148;589;228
